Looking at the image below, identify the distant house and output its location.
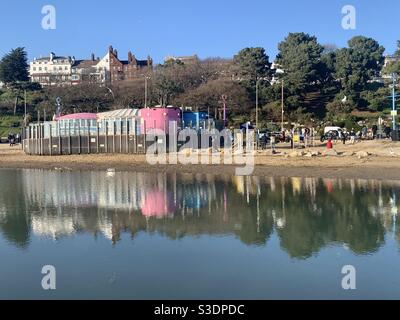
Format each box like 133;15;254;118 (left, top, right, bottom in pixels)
29;53;74;86
108;46;153;87
164;55;199;65
29;46;153;87
384;55;400;68
71;55;107;85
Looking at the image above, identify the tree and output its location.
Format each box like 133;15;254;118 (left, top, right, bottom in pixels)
383;41;400;76
0;48;29;85
233;47;272;86
395;40;400;57
174;79;252;124
276;33;325;96
0;48;32;115
335;36;385;96
152;63;185;107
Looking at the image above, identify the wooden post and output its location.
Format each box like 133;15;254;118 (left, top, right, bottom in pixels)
87;120;90;154
143;120;147;154
78;133;81;155
40;124;43;156
126;118;129;154
113;121;116;153
49;124;52;156
68;121;72;155
59;123;62;155
105;120;108;153
119;119;122;153
96;121;99;153
35;125;38;155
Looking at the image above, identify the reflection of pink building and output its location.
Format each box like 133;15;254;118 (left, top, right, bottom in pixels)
138;107;181;133
141;191;176;218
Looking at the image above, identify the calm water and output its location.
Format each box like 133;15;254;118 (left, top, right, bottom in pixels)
0;168;399;299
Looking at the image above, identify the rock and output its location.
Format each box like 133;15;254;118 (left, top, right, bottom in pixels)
289;151;304;158
356;151;370;159
324;149;339;156
343;151;355;157
305;151;320;158
265;150;279;156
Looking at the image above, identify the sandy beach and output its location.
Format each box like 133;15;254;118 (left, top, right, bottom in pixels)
1;140;400;180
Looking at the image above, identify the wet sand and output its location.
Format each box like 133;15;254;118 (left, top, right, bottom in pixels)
1;141;400;180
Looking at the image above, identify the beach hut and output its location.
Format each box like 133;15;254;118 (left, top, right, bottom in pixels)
140;190;176;218
138;106;181;133
55;113;98;136
97;108;140;135
182;111;210;129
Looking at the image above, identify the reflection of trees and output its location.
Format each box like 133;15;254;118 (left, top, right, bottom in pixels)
0;170;31;248
273;179;387;259
0;170;397;258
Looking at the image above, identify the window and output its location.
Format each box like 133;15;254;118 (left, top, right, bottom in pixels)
33;67;36;71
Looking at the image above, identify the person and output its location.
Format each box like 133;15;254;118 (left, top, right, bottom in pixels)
326;137;333;149
261;133;268;150
372;125;378;139
270;134;276;152
350;129;356;145
8;133;15;147
361;126;368;140
384;126;391;139
342;130;347;145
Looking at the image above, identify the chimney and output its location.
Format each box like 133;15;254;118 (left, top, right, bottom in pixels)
113;49;118;58
91;53;95;61
50;52;55;61
109;45;113;53
128;51;133;63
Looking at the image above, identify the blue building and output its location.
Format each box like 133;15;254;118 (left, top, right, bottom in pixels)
182;111;210;129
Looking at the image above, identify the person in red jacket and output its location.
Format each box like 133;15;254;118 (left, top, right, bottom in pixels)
326;138;333;149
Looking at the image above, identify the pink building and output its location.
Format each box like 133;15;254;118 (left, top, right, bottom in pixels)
140;190;176;218
138;107;181;133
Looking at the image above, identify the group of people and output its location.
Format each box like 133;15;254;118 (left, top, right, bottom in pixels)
339;125;392;145
7;133;20;146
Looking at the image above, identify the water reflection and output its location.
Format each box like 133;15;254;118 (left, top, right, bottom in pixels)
0;169;399;259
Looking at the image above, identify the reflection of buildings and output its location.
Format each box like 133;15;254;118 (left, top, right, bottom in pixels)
1;170;400;256
20;170;219;242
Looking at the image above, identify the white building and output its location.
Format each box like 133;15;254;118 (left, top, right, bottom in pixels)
29;52;74;86
29;51;110;86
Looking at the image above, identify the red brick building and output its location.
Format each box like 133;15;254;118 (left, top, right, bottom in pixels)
108;46;153;86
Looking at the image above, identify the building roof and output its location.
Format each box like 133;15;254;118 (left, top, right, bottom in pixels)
120;60;149;66
72;60;98;68
56;113;97;121
34;56;69;62
97;109;139;119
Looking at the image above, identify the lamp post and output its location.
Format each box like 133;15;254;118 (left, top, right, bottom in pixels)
281;79;284;132
105;87;115;100
256;78;260;131
274;69;285;132
141;74;151;108
392;73;397;131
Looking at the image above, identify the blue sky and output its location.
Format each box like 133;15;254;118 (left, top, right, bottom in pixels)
0;0;399;63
